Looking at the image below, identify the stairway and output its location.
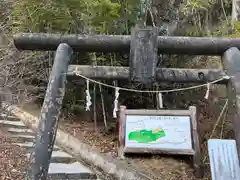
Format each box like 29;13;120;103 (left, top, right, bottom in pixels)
0;113;98;180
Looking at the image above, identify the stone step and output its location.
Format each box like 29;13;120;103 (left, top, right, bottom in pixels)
48;162;97;180
14;142;60;152
0;114;19;121
47;174;97;180
27;151;76;163
0;120;26;129
9;134;35;142
50;151;76;163
7;127;35;136
13;142;35;149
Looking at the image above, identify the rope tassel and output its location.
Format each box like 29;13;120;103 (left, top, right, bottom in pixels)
113;87;120;118
85;80;92;111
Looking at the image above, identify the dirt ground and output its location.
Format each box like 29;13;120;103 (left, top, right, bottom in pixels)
21;87;233;180
0;128;28;180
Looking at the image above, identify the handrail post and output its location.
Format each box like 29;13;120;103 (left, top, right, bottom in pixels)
27;43;73;180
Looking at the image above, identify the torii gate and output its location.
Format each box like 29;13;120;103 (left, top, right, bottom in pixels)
13;29;240;179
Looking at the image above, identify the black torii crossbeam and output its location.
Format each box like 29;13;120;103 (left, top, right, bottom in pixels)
13;33;240;55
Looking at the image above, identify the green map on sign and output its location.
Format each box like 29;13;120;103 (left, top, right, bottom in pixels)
128;128;166;143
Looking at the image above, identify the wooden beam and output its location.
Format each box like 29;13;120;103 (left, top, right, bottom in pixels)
222;47;240;156
14;33;240;55
67;65;228;84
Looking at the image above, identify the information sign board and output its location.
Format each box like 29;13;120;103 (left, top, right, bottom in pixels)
118;106;202;177
125;115;193;152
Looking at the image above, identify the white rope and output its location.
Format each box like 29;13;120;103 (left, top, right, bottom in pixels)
74;67;231;93
209;99;229;139
202;99;228;164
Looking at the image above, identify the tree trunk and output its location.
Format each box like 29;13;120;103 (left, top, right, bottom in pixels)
232;0;240;21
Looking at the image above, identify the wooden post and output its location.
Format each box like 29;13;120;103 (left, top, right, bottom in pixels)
118;105;127;159
189;106;203;178
222;47;240;155
28;43;73;180
129;27;158;84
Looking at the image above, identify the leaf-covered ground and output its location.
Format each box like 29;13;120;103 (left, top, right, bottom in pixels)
0;128;28;180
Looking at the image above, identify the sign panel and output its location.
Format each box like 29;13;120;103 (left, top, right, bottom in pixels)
125;115;192;151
